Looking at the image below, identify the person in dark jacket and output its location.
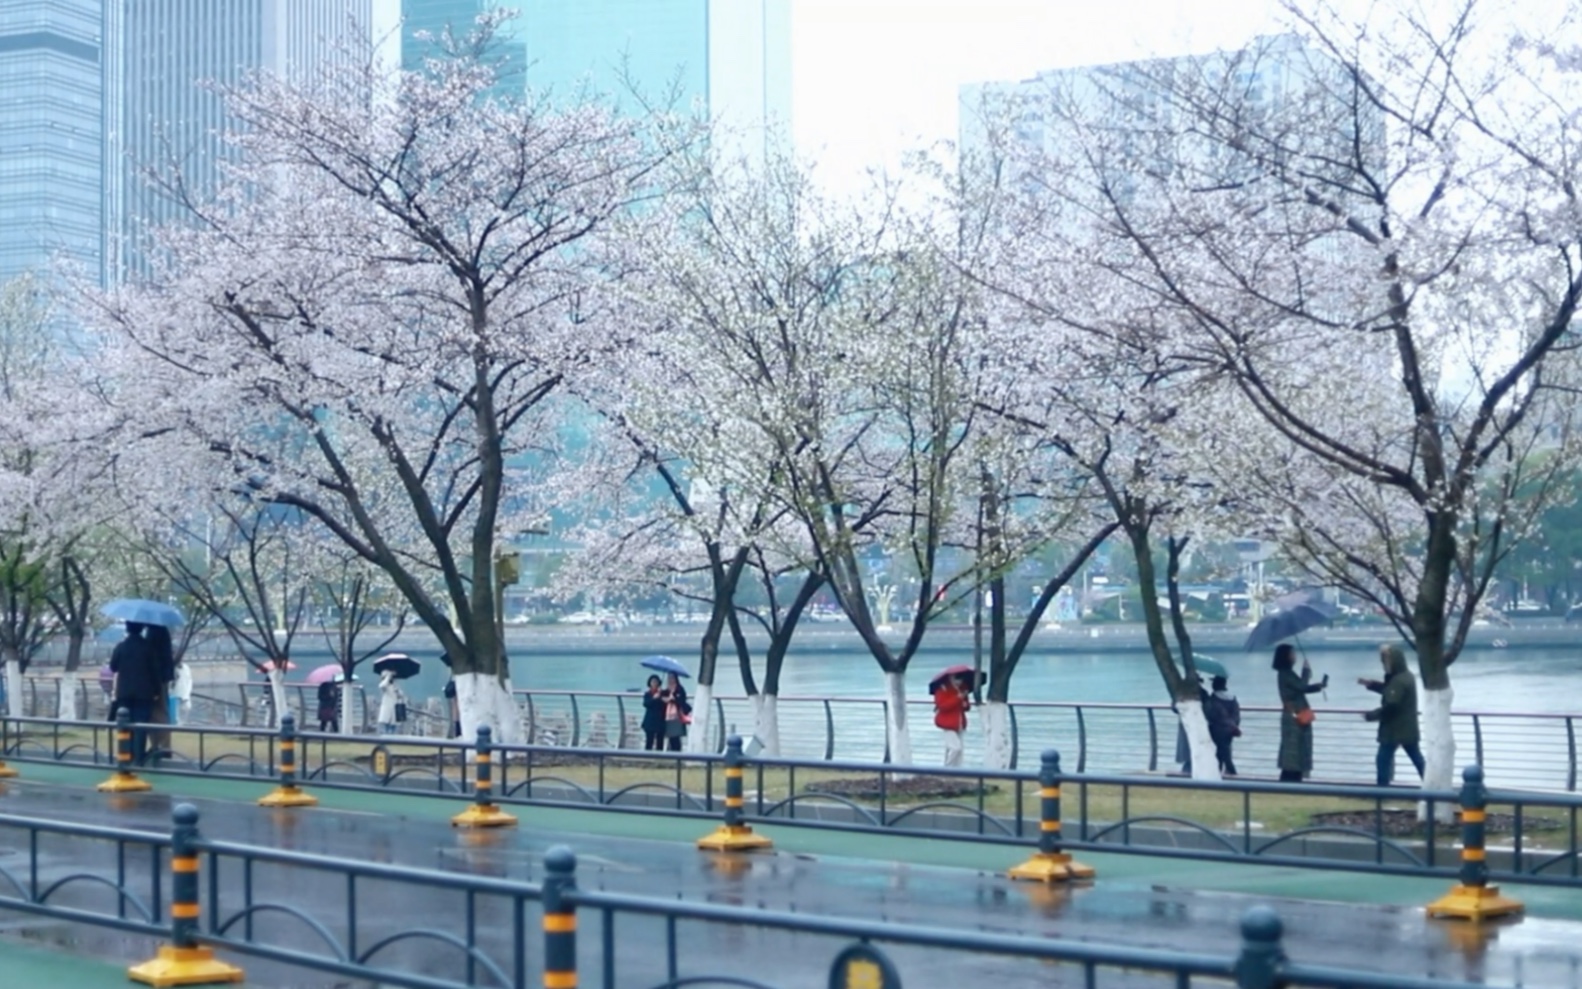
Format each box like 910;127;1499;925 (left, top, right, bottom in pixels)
1205;674;1241;776
109;622;159;764
640;674;666;751
660;673;690;752
1360;643;1425;786
1274;643;1327;782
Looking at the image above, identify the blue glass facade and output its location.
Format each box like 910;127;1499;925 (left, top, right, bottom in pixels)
0;0;109;286
401;0;525;92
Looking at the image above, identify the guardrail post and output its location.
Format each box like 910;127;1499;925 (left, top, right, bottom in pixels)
0;714;18;778
98;707;153;793
543;846;578;989
451;725;518;828
697;735;772;851
258;714;318;808
1007;749;1094;882
128;803;244;986
1232;905;1286;989
1427;765;1524;920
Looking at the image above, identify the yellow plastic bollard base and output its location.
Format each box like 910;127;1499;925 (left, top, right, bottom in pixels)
97;771;154;793
258;785;319;808
1426;883;1525;921
1006;851;1097;883
451;802;518;828
696;824;773;852
127;945;245;987
0;761;18;778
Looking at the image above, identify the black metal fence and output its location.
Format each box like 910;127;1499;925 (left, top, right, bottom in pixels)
0;803;1495;989
4;712;1581;891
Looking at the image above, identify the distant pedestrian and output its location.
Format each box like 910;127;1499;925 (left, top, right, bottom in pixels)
377;670;400;734
317;678;340;733
109;622;158;764
1360;643;1425;786
1274;643;1327;782
660;673;690;752
170;659;193;725
441;658;460;738
640;674;666;751
145;624;176;759
1205;674;1241;776
933;674;971;767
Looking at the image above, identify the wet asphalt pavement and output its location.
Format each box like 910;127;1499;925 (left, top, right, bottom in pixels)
2;778;1581;988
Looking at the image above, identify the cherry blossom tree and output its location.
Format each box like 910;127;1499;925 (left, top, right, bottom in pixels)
85;19;700;742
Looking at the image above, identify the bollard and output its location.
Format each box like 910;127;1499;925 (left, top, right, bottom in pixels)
1007;749;1095;882
542;846;578;989
697;735;773;851
0;716;18;778
258;714;318;808
1427;765;1524;920
127;803;244;986
451;725;518;828
97;707;154;793
1232;906;1287;989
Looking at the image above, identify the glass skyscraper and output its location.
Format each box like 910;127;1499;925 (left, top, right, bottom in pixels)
0;0;114;286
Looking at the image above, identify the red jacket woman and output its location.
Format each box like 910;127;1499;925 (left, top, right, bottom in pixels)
933;679;970;731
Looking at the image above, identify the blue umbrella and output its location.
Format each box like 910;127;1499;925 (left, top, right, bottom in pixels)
640;655;691;678
1243;602;1337;651
101;598;185;628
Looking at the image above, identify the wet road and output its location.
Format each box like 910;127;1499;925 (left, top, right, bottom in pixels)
2;778;1580;988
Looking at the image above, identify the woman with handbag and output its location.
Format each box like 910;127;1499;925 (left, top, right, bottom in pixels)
660;673;690;752
1273;643;1327;782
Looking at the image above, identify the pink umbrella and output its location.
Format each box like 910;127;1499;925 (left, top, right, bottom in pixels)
305;664;352;685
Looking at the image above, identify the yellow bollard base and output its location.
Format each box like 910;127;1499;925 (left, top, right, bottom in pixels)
258;785;319;808
127;945;245;987
696;824;773;852
1427;884;1525;921
1006;851;1097;883
0;762;18;778
451;803;518;828
97;771;153;793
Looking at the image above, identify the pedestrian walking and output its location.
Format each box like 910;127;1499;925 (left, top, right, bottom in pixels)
660;673;690;752
640;674;666;751
933;673;971;767
1360;643;1425;786
108;622;159;764
1205;674;1241;776
377;669;401;734
1274;643;1327;782
170;658;193;725
317;678;340;733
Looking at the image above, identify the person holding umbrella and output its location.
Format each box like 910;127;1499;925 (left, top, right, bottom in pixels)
931;666;975;767
108;622;159;764
640;675;666;751
1273;642;1327;782
660;673;690;751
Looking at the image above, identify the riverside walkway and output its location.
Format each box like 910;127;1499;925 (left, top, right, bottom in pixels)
4;761;1582;987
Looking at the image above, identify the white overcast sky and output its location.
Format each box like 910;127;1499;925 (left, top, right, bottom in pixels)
790;0;1283;189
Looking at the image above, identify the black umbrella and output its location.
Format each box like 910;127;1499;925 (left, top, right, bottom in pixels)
1243;601;1338;651
372;653;421;680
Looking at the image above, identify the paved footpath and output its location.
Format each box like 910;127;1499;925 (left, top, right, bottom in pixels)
4;761;1582;987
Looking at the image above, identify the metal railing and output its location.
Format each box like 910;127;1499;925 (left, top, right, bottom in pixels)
5;713;1582;891
22;678;1582;791
0;802;1498;989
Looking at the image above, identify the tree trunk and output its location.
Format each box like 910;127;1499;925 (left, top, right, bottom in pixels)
751;692;781;756
267;669;287;729
340;679;356;735
1420;685;1456;822
884;670;914;765
982;699;1013;770
1176;698;1219;781
686;682;715;754
57;670;79;720
453;672;526;746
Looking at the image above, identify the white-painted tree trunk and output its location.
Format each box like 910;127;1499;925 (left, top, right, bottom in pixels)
1177;699;1220;781
340;679;357;735
686;683;715;753
1420;685;1455;823
267;670;287;729
58;671;80;720
4;662;22;717
983;700;1013;770
751;693;782;756
454;673;527;746
884;671;914;765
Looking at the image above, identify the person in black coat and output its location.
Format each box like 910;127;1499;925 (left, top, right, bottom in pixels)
640;675;666;751
109;622;158;763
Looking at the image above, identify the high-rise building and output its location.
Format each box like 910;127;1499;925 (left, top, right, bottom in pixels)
0;0;115;287
118;0;399;281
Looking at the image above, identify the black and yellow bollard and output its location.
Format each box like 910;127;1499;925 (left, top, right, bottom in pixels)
258;714;319;808
1427;765;1524;921
1007;749;1095;882
542;846;578;989
697;735;773;851
128;803;244;986
451;725;518;828
98;707;153;793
